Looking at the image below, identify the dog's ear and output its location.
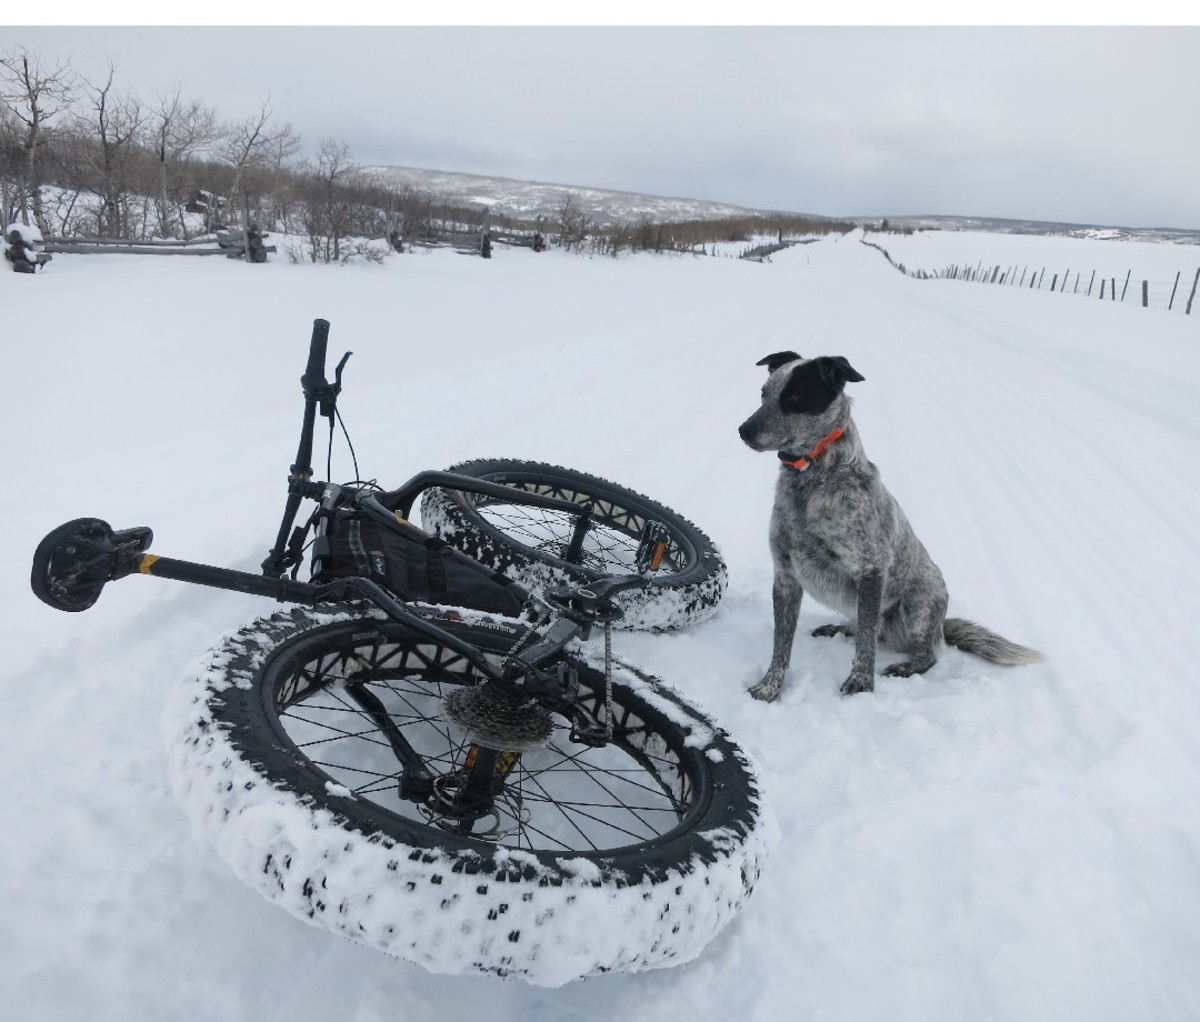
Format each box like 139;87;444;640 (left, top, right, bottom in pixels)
755;351;802;374
816;356;865;386
780;356;865;414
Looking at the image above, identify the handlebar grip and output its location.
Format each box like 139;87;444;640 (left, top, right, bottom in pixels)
304;319;331;383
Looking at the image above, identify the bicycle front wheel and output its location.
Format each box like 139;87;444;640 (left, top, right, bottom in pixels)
164;607;768;985
419;459;727;631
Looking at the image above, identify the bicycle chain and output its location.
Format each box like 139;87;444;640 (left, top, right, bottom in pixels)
603;622;614;741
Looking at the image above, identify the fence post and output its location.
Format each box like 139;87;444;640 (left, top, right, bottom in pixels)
1100;279;1106;300
1142;280;1148;308
1087;270;1095;296
1051;274;1058;292
243;196;251;263
1121;270;1131;302
1111;278;1116;301
1169;271;1181;310
1019;266;1027;287
1186;268;1200;314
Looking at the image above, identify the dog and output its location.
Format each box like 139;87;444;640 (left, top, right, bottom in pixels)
738;351;1041;700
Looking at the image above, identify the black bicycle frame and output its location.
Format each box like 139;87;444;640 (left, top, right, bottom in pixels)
33;318;637;694
260;319;595;582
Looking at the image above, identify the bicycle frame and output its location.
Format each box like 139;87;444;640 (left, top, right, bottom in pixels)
30;317;673;837
261;319;599;574
32;318;646;693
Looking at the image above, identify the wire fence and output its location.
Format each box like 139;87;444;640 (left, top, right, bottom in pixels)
861;239;1200;316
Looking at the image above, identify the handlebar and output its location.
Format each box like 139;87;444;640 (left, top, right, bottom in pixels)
262;319;348;577
303;318;330;389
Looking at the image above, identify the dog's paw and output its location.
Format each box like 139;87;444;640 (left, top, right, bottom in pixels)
812;623;853;639
839;673;874;696
882;658;934;678
749;677;783;702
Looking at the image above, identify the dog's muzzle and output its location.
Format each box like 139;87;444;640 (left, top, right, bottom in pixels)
738;418;771;451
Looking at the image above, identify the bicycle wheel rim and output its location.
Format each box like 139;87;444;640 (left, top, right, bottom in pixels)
254;618;712;859
449;469;701;580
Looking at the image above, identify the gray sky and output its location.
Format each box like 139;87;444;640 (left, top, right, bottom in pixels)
6;21;1199;228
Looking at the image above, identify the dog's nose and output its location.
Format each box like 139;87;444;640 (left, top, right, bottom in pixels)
738;421;753;442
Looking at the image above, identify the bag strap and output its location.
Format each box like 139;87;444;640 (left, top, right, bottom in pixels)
422;535;448;596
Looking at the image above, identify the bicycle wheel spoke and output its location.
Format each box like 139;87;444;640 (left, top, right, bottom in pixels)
515;770;603;850
473;498;679;577
524;754;674;836
528;741;682;805
517;768;658;845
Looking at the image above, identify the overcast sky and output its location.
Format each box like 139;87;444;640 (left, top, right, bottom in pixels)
6;20;1199;229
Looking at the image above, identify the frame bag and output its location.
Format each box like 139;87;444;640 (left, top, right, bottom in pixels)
315;514;528;617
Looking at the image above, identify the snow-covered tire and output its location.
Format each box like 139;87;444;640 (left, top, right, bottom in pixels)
419;459;727;631
163;607;769;985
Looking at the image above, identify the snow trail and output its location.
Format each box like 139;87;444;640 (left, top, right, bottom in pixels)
4;232;1200;1020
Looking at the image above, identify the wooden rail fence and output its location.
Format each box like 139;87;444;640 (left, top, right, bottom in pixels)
861;238;1200;315
43;231;276;260
739;237;817;262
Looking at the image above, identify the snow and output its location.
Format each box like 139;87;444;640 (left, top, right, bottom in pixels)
5;229;1200;1019
5;221;44;243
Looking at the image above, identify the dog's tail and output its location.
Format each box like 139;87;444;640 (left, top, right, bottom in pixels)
943;618;1043;666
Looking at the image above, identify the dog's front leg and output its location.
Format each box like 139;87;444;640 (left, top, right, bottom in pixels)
750;571;803;702
841;570;883;696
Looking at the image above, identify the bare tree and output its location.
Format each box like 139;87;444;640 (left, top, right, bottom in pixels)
301;137;356;262
219;98;300;229
556;192;591;252
0;101;23;223
0;47;76;232
255;123;305;233
76;63;143;237
150;85;218;237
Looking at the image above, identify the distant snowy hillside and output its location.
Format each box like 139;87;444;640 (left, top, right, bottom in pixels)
357;164;828;226
358;164;1200;243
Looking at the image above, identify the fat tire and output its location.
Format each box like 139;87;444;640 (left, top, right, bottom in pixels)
163;607;769;985
419;459;727;631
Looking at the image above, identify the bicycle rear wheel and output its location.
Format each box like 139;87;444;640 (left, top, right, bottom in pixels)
419;459;727;631
164;607;769;985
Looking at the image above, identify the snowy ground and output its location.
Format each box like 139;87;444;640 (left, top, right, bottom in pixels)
4;230;1200;1020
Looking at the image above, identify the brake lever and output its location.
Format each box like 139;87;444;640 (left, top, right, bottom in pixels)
307;351;352;420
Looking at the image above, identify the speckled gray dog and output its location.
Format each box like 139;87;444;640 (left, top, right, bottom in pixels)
739;351;1041;700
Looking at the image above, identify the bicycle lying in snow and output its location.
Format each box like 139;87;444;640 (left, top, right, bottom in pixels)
31;319;769;985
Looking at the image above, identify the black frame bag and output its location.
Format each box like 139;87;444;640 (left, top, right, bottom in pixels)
316;514;528;617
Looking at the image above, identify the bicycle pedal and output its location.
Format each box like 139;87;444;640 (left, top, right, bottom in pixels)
635;519;671;573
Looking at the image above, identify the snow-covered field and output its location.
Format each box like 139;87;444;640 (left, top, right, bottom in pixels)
4;230;1200;1020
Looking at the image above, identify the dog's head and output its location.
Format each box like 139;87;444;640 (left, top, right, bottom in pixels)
738;351;865;453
